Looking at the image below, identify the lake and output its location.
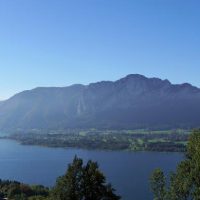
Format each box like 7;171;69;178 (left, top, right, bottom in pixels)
0;139;183;200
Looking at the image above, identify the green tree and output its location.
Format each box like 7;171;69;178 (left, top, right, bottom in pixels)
150;168;166;200
186;129;200;199
51;156;121;200
150;129;200;200
82;160;120;200
51;156;83;200
167;161;191;200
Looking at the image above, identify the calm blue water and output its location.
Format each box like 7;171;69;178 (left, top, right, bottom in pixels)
0;139;183;200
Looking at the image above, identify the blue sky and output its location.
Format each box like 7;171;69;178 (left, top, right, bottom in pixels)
0;0;200;100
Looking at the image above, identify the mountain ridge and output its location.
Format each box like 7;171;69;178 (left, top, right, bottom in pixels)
0;74;200;131
3;74;200;101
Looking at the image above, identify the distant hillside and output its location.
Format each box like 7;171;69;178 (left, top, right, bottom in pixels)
0;74;200;131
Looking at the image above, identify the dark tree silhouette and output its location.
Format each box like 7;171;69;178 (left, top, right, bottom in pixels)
52;156;121;200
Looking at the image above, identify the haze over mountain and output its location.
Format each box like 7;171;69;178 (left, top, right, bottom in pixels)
0;74;200;131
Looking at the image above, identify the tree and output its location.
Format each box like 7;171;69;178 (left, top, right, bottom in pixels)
167;161;191;200
150;168;166;200
82;160;120;200
51;156;121;200
150;129;200;200
51;156;83;200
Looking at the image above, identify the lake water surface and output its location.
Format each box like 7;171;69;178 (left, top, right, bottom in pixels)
0;139;183;200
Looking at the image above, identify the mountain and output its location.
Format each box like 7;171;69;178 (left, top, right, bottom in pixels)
0;74;200;131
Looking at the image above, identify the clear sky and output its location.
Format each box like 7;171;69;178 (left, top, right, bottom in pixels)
0;0;200;100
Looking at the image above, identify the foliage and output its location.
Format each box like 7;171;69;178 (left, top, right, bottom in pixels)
51;156;121;200
150;169;166;200
6;129;190;152
150;129;200;200
0;157;120;200
0;180;49;200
